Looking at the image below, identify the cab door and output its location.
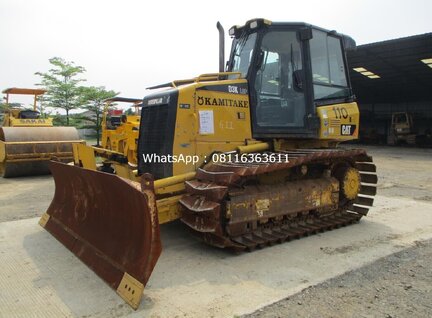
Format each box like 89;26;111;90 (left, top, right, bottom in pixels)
250;29;314;138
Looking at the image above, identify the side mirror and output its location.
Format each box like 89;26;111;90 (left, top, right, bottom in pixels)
293;70;304;91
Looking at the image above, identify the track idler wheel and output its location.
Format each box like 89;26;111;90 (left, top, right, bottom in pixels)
334;166;361;200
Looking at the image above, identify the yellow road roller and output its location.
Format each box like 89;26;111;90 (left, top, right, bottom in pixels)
0;88;83;177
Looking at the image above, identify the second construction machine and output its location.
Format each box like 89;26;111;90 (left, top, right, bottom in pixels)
100;96;141;162
73;96;142;174
40;19;378;309
0;88;81;177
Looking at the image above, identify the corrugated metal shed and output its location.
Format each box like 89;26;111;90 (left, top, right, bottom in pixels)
348;33;432;104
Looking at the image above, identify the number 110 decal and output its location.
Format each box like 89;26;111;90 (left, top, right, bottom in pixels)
332;106;349;119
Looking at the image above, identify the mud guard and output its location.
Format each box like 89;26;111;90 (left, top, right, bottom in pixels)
39;161;162;309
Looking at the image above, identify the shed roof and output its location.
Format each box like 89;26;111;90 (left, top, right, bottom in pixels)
347;33;432;104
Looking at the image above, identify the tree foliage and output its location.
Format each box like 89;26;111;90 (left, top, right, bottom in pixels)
35;57;86;125
0;102;10;112
0;102;22;111
125;107;135;115
79;86;117;146
0;102;21;123
35;94;49;117
0;103;8;123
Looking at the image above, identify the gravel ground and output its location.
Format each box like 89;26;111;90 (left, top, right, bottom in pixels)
0;175;53;222
244;239;432;318
244;145;432;318
0;145;431;317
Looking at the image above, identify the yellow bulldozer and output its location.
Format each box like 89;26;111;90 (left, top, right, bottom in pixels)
0;88;82;177
387;112;432;146
101;96;142;159
72;96;142;176
39;19;378;309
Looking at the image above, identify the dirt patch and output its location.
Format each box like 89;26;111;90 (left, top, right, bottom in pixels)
415;195;432;202
0;145;431;317
243;145;432;318
367;145;432;199
0;175;53;222
244;238;432;318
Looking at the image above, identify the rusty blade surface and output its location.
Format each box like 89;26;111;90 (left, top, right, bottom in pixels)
41;161;161;309
184;180;228;201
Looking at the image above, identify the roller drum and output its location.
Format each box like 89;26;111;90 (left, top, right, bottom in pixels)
0;127;80;177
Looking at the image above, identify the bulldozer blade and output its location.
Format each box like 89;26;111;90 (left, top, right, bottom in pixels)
39;161;162;309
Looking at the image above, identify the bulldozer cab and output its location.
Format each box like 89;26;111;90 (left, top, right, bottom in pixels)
102;97;142;130
106;112;122;129
227;20;355;138
392;112;412;127
390;112;416;138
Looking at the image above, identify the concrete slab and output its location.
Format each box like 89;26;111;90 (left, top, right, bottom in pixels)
1;195;432;318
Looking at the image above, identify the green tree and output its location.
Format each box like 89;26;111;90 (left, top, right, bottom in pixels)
0;102;22;124
35;57;86;125
0;102;21;111
0;102;9;112
52;112;67;126
0;103;8;124
125;107;135;115
35;94;49;118
79;86;117;146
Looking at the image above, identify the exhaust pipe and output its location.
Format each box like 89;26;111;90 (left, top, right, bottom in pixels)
216;21;225;72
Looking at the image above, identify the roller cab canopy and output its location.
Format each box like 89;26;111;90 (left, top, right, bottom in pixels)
2;88;47;111
2;88;46;96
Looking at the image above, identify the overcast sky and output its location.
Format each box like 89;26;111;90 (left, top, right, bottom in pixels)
1;0;431;107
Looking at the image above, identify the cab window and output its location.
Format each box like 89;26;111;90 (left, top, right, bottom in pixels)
254;30;306;128
310;30;350;101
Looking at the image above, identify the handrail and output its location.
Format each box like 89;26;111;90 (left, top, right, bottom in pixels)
171;72;243;87
196;72;242;81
